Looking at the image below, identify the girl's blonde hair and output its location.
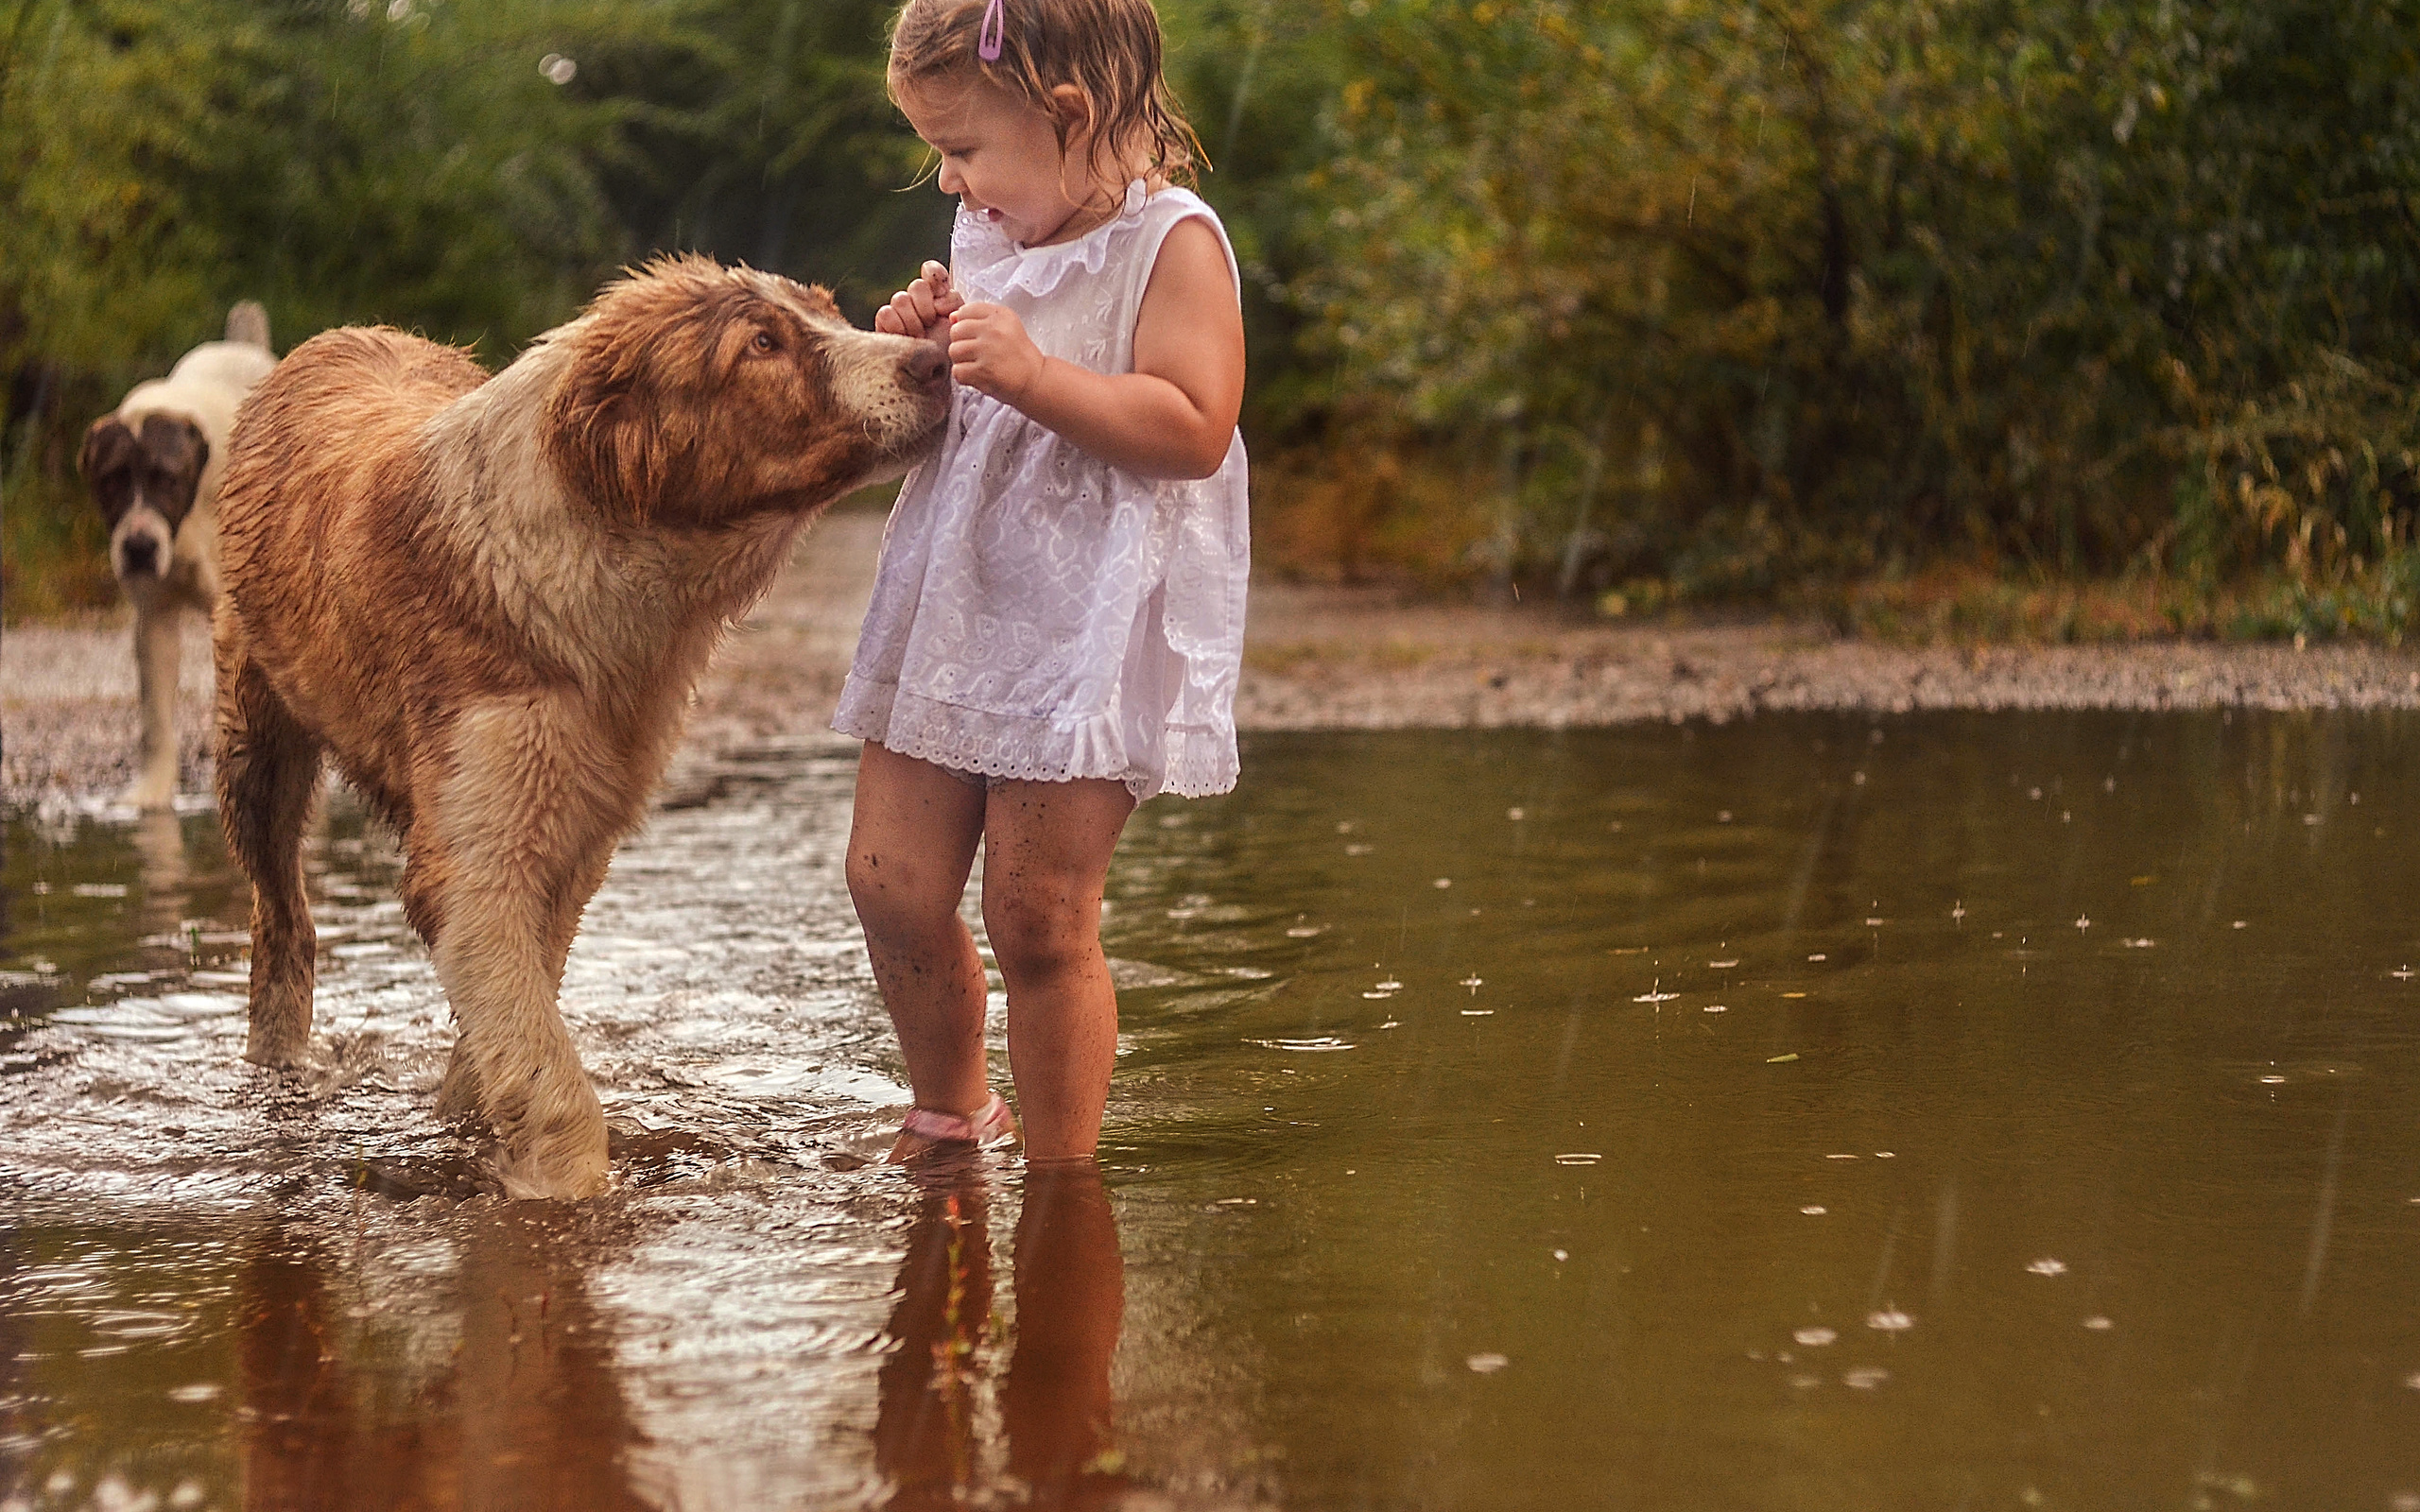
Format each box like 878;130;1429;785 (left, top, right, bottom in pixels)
888;0;1206;190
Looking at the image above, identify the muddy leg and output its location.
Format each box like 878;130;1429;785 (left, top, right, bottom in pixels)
429;845;612;1129
411;700;623;1199
215;639;323;1067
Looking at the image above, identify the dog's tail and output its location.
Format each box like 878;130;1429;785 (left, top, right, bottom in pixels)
225;301;272;352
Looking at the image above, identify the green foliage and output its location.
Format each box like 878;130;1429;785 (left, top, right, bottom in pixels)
1284;0;2420;600
0;0;942;617
6;0;2416;635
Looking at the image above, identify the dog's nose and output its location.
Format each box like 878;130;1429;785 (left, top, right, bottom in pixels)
903;342;949;389
120;536;160;576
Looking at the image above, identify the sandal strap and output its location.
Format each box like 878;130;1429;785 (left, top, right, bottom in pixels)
900;1091;1014;1146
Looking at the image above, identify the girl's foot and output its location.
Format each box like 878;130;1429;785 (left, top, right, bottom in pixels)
888;1091;1019;1164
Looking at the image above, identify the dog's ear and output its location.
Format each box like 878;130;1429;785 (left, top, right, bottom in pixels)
543;266;732;526
78;417;138;524
544;365;678;527
136;415;209;527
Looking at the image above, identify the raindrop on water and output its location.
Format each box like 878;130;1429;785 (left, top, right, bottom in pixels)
1552;1248;1568;1262
2083;1316;2114;1332
2027;1258;2067;1277
1467;1353;1510;1374
1801;1205;1826;1215
1794;1327;1837;1347
1843;1366;1891;1390
1866;1310;1914;1332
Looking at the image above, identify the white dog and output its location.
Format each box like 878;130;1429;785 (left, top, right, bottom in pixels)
78;304;277;808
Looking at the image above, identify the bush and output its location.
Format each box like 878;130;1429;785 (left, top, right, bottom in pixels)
1278;0;2420;602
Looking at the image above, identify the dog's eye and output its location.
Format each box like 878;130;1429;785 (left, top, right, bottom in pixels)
751;331;777;353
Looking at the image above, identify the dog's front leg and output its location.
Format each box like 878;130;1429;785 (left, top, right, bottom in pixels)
126;600;184;810
414;698;624;1200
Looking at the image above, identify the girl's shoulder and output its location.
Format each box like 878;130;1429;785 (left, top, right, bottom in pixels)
954;181;1231;303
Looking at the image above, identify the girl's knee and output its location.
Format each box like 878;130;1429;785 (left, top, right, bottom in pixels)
983;895;1097;986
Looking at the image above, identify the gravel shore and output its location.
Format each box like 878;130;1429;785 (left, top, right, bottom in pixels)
10;505;2420;811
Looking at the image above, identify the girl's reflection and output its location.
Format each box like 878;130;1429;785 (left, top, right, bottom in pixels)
876;1158;1127;1509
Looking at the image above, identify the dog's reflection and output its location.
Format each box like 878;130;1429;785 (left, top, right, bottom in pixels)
876;1160;1128;1509
235;1207;651;1512
130;810;191;936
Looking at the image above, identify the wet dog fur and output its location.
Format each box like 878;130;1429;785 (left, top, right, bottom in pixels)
78;303;277;808
213;256;950;1198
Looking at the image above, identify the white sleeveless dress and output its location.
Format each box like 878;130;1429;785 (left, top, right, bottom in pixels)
833;180;1249;801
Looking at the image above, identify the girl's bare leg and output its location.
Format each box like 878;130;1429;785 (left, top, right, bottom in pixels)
847;743;993;1130
979;778;1135;1160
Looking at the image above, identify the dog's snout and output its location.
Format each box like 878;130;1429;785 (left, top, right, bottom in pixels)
120;536;161;576
903;342;949;389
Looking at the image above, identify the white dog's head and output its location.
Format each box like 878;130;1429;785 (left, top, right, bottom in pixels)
79;411;208;586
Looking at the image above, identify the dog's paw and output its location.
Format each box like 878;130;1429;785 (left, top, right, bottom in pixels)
241;1033;315;1071
493;1138;613;1201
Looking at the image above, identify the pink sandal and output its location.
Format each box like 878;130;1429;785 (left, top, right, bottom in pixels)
890;1091;1019;1161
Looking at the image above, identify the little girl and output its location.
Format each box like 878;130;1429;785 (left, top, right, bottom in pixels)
838;0;1248;1162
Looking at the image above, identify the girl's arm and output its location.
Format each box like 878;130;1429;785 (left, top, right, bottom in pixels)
946;217;1245;481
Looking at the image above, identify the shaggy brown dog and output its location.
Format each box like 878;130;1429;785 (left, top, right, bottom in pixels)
214;256;949;1198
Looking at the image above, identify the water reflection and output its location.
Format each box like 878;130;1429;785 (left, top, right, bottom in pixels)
877;1160;1127;1511
236;1209;650;1512
7;713;2420;1507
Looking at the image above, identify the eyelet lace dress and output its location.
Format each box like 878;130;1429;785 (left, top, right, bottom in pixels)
833;180;1249;800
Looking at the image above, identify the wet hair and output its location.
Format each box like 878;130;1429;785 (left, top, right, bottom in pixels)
887;0;1205;190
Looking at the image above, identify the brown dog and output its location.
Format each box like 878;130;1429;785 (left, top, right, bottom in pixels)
214;256;949;1198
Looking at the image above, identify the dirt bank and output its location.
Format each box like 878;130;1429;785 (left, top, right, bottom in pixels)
10;505;2420;810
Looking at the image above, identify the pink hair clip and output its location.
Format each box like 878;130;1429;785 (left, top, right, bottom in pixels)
977;0;1005;60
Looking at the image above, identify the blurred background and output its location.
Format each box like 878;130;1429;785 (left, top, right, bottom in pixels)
4;0;2416;634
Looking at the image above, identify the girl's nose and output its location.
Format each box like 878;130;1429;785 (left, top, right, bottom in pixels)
936;161;964;197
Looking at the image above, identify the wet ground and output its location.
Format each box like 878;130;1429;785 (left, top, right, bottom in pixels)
5;712;2420;1510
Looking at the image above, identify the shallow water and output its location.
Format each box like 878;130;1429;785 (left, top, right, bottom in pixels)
5;713;2420;1510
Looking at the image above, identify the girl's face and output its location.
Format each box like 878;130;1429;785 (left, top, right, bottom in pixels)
893;74;1115;249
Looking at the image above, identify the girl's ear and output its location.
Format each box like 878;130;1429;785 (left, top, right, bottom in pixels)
1046;82;1093;138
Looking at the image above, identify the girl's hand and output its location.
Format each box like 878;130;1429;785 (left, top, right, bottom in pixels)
946;301;1047;405
873;261;963;341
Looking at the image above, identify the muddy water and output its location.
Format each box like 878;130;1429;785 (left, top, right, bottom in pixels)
5;713;2420;1510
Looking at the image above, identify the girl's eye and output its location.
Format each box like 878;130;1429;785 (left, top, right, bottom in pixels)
752;331;776;353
